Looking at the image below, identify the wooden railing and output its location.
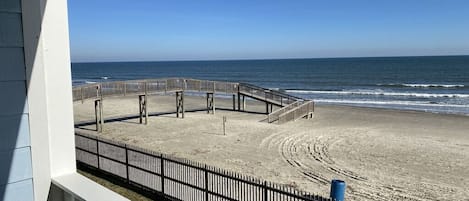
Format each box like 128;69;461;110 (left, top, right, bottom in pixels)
238;83;301;107
72;78;314;124
277;101;315;124
267;101;303;123
72;78;239;102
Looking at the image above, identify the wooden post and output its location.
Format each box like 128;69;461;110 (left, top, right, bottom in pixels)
176;91;184;118
80;87;84;103
206;93;215;114
139;95;143;124
176;92;180;118
123;82;127;96
138;95;148;124
99;99;103;131
206;93;209;114
266;102;269;114
96;85;99;99
145;95;148;124
94;99;103;132
237;92;241;111
125;145;129;183
232;94;236;111
242;95;246;111
94;100;99;132
144;82;149;124
181;91;185;118
223;116;226;135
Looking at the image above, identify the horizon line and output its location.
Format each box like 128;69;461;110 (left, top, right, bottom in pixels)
71;54;469;63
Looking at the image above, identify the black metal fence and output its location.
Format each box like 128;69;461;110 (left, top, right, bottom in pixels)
75;132;331;201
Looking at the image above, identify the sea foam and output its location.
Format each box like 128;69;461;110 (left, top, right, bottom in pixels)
379;83;465;88
286;90;469;98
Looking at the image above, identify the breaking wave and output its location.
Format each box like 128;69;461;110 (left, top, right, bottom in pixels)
286;90;469;98
378;83;465;88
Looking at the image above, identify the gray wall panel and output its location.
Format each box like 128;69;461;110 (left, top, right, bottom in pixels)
0;0;21;13
0;13;23;47
0;48;26;81
0;81;28;115
0;114;30;151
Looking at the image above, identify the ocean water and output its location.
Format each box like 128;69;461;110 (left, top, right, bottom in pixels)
72;56;469;115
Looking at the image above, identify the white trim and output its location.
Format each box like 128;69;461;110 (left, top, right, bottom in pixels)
22;0;131;200
52;173;130;201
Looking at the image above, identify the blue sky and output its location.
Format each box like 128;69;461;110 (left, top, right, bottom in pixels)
68;0;469;62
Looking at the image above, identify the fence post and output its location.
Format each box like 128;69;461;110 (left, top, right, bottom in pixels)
205;165;209;201
81;87;84;103
223;116;226;135
232;94;236;111
161;154;165;194
123;82;127;96
95;100;99;132
125;145;129;183
145;94;148;125
263;181;268;201
96;138;100;169
182;91;185;118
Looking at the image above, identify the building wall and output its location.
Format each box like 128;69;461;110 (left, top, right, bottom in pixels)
0;0;34;200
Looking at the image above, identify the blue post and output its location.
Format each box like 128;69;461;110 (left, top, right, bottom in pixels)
330;179;346;201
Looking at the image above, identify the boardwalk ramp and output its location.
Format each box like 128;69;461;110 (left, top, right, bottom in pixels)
238;83;314;124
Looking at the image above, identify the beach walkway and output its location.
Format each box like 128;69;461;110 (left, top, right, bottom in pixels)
72;78;315;130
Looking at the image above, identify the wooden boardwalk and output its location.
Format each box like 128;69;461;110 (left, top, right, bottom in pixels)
72;78;314;124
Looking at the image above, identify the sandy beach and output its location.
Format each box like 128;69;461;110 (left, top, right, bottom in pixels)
74;95;469;201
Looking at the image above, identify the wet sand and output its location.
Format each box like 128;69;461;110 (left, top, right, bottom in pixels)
74;95;469;201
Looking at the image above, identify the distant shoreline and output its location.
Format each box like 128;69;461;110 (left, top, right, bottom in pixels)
71;54;469;64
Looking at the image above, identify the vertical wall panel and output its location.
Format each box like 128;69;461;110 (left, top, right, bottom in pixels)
0;114;30;151
0;179;34;201
1;1;33;200
0;48;26;81
0;81;28;115
0;147;32;185
0;0;21;13
0;13;23;47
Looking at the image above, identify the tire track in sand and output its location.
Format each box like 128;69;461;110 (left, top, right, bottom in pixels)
261;130;428;201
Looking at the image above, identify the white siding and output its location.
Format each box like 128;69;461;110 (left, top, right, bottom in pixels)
0;147;32;185
0;179;34;201
0;0;33;200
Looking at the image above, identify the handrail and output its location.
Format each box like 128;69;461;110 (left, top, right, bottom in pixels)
238;82;303;101
72;78;239;102
72;78;315;124
278;101;314;124
267;100;303;123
